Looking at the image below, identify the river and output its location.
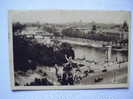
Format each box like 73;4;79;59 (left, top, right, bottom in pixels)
72;44;127;63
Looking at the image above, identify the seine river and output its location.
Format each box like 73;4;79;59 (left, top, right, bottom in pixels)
72;44;127;63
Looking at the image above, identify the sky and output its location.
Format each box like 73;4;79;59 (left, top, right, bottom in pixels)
9;10;131;24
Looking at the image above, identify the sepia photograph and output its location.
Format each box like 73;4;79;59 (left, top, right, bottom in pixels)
9;10;130;90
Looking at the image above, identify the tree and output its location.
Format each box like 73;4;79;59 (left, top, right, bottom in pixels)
122;21;128;32
13;22;26;33
91;25;97;33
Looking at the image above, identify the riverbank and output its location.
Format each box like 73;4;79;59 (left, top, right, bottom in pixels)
15;61;128;86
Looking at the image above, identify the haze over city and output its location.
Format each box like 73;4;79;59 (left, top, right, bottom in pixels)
10;10;130;24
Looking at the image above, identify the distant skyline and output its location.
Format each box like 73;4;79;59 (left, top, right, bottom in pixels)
9;10;131;24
